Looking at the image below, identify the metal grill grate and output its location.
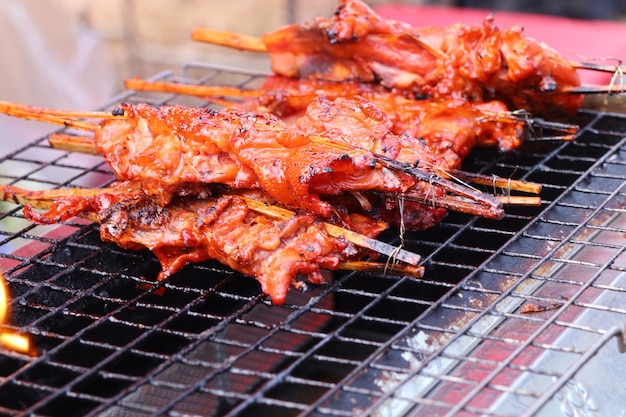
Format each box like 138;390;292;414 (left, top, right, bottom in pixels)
0;64;624;417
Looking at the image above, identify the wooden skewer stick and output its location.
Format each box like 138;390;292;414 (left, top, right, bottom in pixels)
495;195;542;206
426;194;540;209
447;170;542;194
125;79;263;99
524;135;576;142
0;100;120;132
0;100;118;120
48;133;100;155
0;110;97;132
337;261;424;278
191;28;268;52
571;61;624;73
522;116;579;137
440;194;541;207
0;185;110;206
558;85;625;94
422;194;501;217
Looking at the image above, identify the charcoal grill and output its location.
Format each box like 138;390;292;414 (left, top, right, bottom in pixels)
0;63;624;417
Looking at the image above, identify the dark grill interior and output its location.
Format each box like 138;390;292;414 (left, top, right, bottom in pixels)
0;64;625;417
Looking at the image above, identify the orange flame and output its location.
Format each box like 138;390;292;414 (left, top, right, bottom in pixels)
0;273;33;355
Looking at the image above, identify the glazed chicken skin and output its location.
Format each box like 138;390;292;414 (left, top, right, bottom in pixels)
247;75;528;168
96;100;426;216
93;97;502;223
259;0;583;117
412;15;583;117
15;182;370;305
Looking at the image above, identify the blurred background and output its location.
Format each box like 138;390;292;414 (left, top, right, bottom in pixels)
2;0;626;150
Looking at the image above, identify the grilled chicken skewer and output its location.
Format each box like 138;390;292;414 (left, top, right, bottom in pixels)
0;97;509;227
46;132;541;210
0;181;420;265
124;75;578;168
191;0;623;117
123;77;548;207
0;182;426;304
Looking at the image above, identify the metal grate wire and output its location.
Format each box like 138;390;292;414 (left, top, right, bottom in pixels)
0;64;624;417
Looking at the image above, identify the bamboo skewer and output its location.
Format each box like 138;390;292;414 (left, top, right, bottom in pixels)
0;100;117;132
446;170;541;194
125;79;264;99
48;133;99;155
495;195;542;206
0;185;107;206
0;100;117;120
0;111;96;132
560;85;625;94
337;260;424;277
191;28;268;52
515;116;579;140
571;61;624;73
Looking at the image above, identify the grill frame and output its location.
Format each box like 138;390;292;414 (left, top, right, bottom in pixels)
0;64;624;417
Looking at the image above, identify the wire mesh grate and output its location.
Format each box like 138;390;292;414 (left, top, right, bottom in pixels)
0;64;624;417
